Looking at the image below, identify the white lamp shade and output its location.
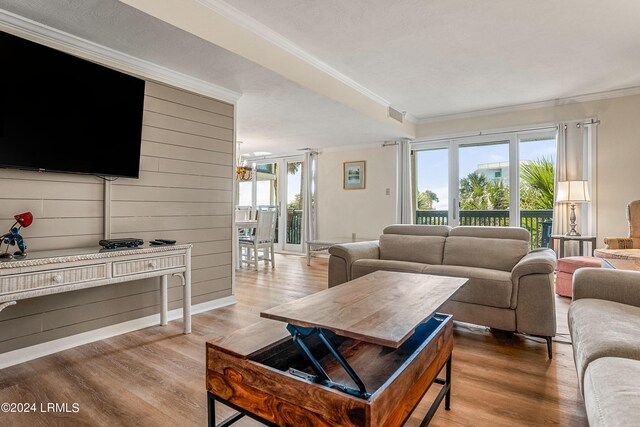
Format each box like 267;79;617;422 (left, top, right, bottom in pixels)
556;180;590;203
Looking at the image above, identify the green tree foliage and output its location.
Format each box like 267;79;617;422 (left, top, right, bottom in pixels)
520;157;555;209
417;190;439;210
459;172;510;210
288;193;302;210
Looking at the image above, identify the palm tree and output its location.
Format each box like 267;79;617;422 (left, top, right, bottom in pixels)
459;172;490;210
417;190;439;210
459;172;510;211
520;157;555;209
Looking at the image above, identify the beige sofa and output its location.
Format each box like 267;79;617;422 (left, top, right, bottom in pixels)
328;225;557;357
569;268;640;426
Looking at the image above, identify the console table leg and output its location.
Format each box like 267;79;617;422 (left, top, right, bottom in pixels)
0;301;16;313
161;275;168;326
183;247;192;334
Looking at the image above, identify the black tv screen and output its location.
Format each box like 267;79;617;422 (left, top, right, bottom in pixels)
0;31;145;178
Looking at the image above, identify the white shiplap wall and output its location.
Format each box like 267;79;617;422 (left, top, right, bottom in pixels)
0;81;233;353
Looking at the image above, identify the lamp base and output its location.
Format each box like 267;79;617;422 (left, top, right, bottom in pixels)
565;202;581;237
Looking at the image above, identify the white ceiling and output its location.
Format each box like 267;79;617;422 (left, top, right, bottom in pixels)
2;0;640;154
224;0;640;119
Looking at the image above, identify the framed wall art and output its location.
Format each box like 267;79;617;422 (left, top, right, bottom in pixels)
343;160;366;190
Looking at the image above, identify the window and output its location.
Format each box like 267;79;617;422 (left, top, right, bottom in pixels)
412;130;557;247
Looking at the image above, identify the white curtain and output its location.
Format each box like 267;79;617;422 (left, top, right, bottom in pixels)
552;121;595;255
303;151;317;246
552;123;570;236
396;139;413;224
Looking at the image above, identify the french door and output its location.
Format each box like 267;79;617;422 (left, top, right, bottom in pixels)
237;157;305;253
413;130;556;246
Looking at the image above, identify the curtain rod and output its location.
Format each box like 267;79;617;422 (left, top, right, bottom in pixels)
415;125;558;144
415;119;599;145
244;150;318;162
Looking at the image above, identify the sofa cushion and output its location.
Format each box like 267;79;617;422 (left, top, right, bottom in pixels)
584;357;640;427
448;226;530;241
379;234;446;265
424;264;513;308
569;298;640;392
351;259;428;280
443;236;529;272
383;224;451;236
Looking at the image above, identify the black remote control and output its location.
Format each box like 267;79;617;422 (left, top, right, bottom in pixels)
156;239;176;244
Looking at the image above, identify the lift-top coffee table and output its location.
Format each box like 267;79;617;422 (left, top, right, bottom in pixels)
206;271;467;426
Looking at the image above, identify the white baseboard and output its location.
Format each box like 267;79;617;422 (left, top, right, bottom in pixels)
0;295;237;370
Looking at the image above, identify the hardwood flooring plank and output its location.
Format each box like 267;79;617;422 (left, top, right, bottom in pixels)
0;255;587;426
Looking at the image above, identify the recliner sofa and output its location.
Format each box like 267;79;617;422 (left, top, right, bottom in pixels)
568;267;640;426
328;225;557;357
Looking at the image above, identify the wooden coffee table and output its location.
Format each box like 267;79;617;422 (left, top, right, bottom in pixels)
206;271;467;426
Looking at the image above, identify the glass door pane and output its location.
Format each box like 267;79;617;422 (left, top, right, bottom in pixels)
285;160;304;251
255;162;280;246
414;148;449;225
458;141;510;226
519;135;556;248
237;181;252;207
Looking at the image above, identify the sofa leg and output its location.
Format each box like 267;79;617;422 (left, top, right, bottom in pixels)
545;336;553;360
528;334;553;359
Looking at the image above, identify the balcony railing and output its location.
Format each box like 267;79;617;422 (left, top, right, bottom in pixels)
286;209;303;245
416;209;553;248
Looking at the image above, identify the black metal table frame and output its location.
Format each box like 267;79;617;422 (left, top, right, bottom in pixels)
208;314;453;427
550;234;597;258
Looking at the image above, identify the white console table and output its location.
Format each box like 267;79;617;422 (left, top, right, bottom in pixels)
0;243;192;334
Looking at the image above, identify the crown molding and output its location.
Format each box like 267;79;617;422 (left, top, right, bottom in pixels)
0;8;242;104
320;141;395;153
416;86;640;124
196;0;391;109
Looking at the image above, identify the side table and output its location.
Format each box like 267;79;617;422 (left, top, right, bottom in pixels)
550;235;597;258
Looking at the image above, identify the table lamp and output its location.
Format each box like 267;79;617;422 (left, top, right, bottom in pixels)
556;180;590;236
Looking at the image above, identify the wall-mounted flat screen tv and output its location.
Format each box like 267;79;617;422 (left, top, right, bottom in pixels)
0;30;145;178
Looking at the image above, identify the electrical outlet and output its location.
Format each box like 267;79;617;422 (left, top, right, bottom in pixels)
385;188;391;195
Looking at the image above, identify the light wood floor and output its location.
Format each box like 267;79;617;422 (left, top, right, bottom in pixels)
0;255;587;426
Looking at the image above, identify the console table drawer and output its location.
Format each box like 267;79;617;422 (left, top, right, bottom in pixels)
0;265;107;294
112;255;185;277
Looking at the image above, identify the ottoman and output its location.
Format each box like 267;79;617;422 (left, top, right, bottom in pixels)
556;256;601;297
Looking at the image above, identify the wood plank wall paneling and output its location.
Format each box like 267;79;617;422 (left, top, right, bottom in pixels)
0;81;234;354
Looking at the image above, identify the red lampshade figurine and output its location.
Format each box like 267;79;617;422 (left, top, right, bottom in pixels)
1;212;34;260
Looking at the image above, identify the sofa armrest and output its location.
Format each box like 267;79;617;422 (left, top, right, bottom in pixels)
328;241;380;287
603;237;634;249
511;248;556;284
510;249;557;338
573;268;640;307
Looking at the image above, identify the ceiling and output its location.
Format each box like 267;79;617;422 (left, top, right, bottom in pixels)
2;0;640;154
222;0;640;119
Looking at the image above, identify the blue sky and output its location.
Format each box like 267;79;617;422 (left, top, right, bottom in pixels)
416;138;557;209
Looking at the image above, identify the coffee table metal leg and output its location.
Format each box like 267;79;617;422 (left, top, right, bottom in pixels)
421;355;452;426
445;355;452;410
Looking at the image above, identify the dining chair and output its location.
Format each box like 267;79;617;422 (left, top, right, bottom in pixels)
235;205;253;221
239;209;277;270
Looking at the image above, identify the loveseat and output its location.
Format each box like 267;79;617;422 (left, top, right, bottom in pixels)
568;268;640;426
328;225;557;357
